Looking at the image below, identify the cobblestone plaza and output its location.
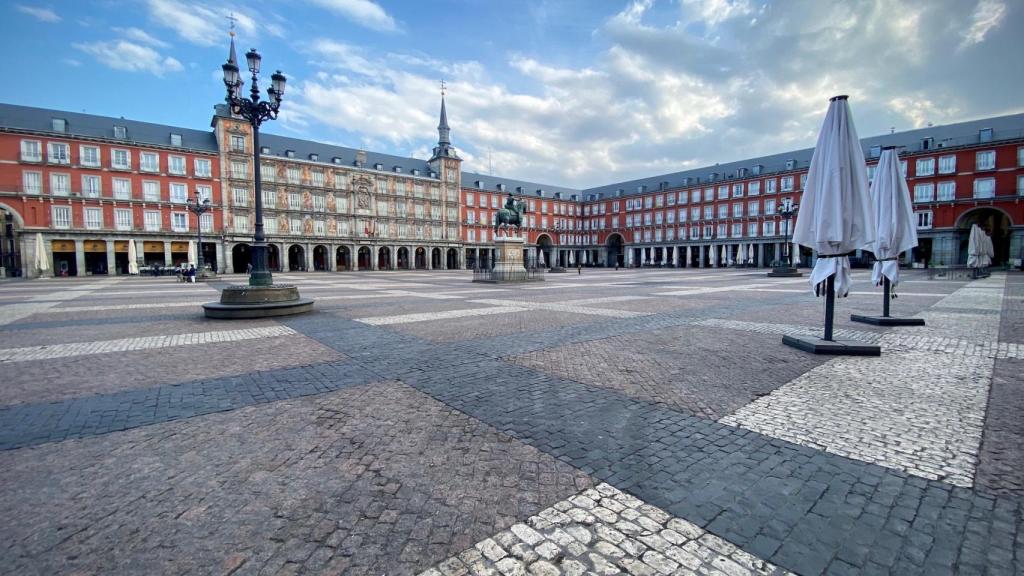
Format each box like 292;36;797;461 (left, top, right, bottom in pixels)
0;269;1021;575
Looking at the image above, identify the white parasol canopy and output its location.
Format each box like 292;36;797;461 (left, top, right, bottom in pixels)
685;245;691;267
188;240;197;267
128;239;139;275
34;232;49;274
982;231;994;267
869;148;917;287
967;224;984;268
720;245;727;266
792;96;875;296
748;244;755;264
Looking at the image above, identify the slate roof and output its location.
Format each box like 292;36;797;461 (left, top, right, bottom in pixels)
0;103;218;152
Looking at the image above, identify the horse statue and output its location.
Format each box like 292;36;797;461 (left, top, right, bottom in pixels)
494;195;527;237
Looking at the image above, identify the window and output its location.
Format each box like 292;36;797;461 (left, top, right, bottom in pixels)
691;190;700;203
938;155;955;174
234;214;249;233
52;206;71;229
262;189;276;208
731;223;743;238
937;181;956;201
655;195;664;208
47;142;70;164
115;208;132;231
781;176;794;192
1019;175;1024;196
666;194;674;206
144;211;161;231
232;187;248;206
22;171;41;194
138;152;158;172
915;157;935;177
143;181;160;202
678;208;688;223
334;172;348;189
50;173;70;196
313;195;325;212
288;167;302;185
201;213;213;233
314;219;326;236
261;163;276;182
748;181;760;195
704;188;714;202
732;203;743;217
194;158;212;178
170;133;182;147
171;213;188;232
110;149;130;170
230;135;245;152
82;175;101;197
80;145;100;167
973;177;995;199
643;213;652;226
732;184;743;197
915;210;933;229
867;165;878;182
748;201;760;216
611;216;620;228
913;183;934;203
717;224;728;237
765;179;777;194
288;192;301;210
170;183;187;203
717;205;728;219
85;207;102;229
20;140;42;162
231;161;248;179
665;210;674;224
702;206;712;220
976;150;995;171
195;185;212;203
113;178;131;200
763;221;776;236
901;160;908;177
263;217;277;234
376;179;387;194
748;222;759;237
677;191;686;204
114;125;127;139
1018;146;1024;167
311;170;325;187
466;193;475;206
654;211;663;225
717;186;729;200
765;198;777;214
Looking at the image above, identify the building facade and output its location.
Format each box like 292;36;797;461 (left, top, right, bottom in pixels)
1;95;1022;278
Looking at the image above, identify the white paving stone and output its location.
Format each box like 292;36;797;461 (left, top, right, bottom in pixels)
0;325;296;363
418;484;793;576
356;306;528;325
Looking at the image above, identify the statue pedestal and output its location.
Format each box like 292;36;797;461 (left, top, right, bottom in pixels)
474;236;543;283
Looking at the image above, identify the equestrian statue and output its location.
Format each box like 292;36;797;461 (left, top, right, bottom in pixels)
494;192;527;237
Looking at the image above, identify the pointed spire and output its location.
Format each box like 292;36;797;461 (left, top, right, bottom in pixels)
437;80;451;146
227;12;238;65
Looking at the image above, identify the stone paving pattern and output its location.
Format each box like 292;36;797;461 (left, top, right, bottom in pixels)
0;269;1021;575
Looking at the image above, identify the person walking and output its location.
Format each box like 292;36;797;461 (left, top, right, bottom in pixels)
577;262;582;275
188;264;196;283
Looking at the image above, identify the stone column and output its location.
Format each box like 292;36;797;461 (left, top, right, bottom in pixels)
371;245;379;270
163;241;172;267
216;241;225;274
74;239;87;276
757;243;765;268
105;238;116;275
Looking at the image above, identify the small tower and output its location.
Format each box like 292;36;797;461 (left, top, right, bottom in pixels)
430;80;459;162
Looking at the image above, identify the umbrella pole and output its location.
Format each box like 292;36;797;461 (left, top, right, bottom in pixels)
824;275;836;341
883;277;891;318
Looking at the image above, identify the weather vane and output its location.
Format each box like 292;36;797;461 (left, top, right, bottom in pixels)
440;79;446;97
227;12;237;37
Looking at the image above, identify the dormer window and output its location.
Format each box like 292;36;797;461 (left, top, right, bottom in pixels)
332;156;343;164
51;118;67;132
752;165;763;175
785;159;797;170
497;183;506;192
374;162;383;170
411;169;420;176
285;150;295;158
869;145;881;158
309;153;318;161
393;166;402;173
979;128;993;143
114;125;127;139
170;133;182;147
475;180;485;188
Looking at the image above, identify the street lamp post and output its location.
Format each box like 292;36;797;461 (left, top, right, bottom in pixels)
187;196;212;277
777;199;799;268
222;45;286;287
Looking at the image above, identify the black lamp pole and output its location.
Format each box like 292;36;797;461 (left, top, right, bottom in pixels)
187;196;212;274
777;199;799;267
223;47;286;287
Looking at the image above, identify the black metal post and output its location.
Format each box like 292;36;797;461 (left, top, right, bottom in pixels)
823;275;836;341
883;277;891;317
249;124;272;286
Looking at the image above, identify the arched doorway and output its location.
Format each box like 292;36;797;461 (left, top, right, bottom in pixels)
415;247;427;270
232;243;251;273
606;233;624;268
447;248;458;270
313;245;328;271
336;246;350;271
958;207;1012;266
536;234;553;268
0;204;24;277
288;244;305;271
397;247;410;269
267;244;281;271
378;246;392;270
357;246;372;270
431;247;442;269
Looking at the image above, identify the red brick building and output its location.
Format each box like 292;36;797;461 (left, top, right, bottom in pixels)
0;104;221;277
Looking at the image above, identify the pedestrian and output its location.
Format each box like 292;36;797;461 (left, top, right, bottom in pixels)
246;262;253;274
577;262;582;275
188;264;196;283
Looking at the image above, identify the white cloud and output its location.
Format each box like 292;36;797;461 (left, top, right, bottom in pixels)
960;0;1006;49
114;27;170;48
307;0;398;32
147;0;260;46
681;0;753;28
73;40;184;76
15;4;60;22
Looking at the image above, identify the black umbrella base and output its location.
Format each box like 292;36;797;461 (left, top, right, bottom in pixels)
767;267;803;277
782;334;881;356
850;314;925;326
203;285;314;319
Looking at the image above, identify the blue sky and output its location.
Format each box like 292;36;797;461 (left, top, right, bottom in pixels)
2;0;1022;188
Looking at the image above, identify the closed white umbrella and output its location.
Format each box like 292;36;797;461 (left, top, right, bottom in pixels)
188;240;197;267
869;147;917;288
685;245;691;267
790;95;876;348
967;225;983;268
720;245;727;267
748;244;755;265
128;239;139;275
34;233;49;274
982;232;994;267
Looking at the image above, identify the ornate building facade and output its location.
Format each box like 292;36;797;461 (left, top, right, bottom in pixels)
1;94;1022;277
